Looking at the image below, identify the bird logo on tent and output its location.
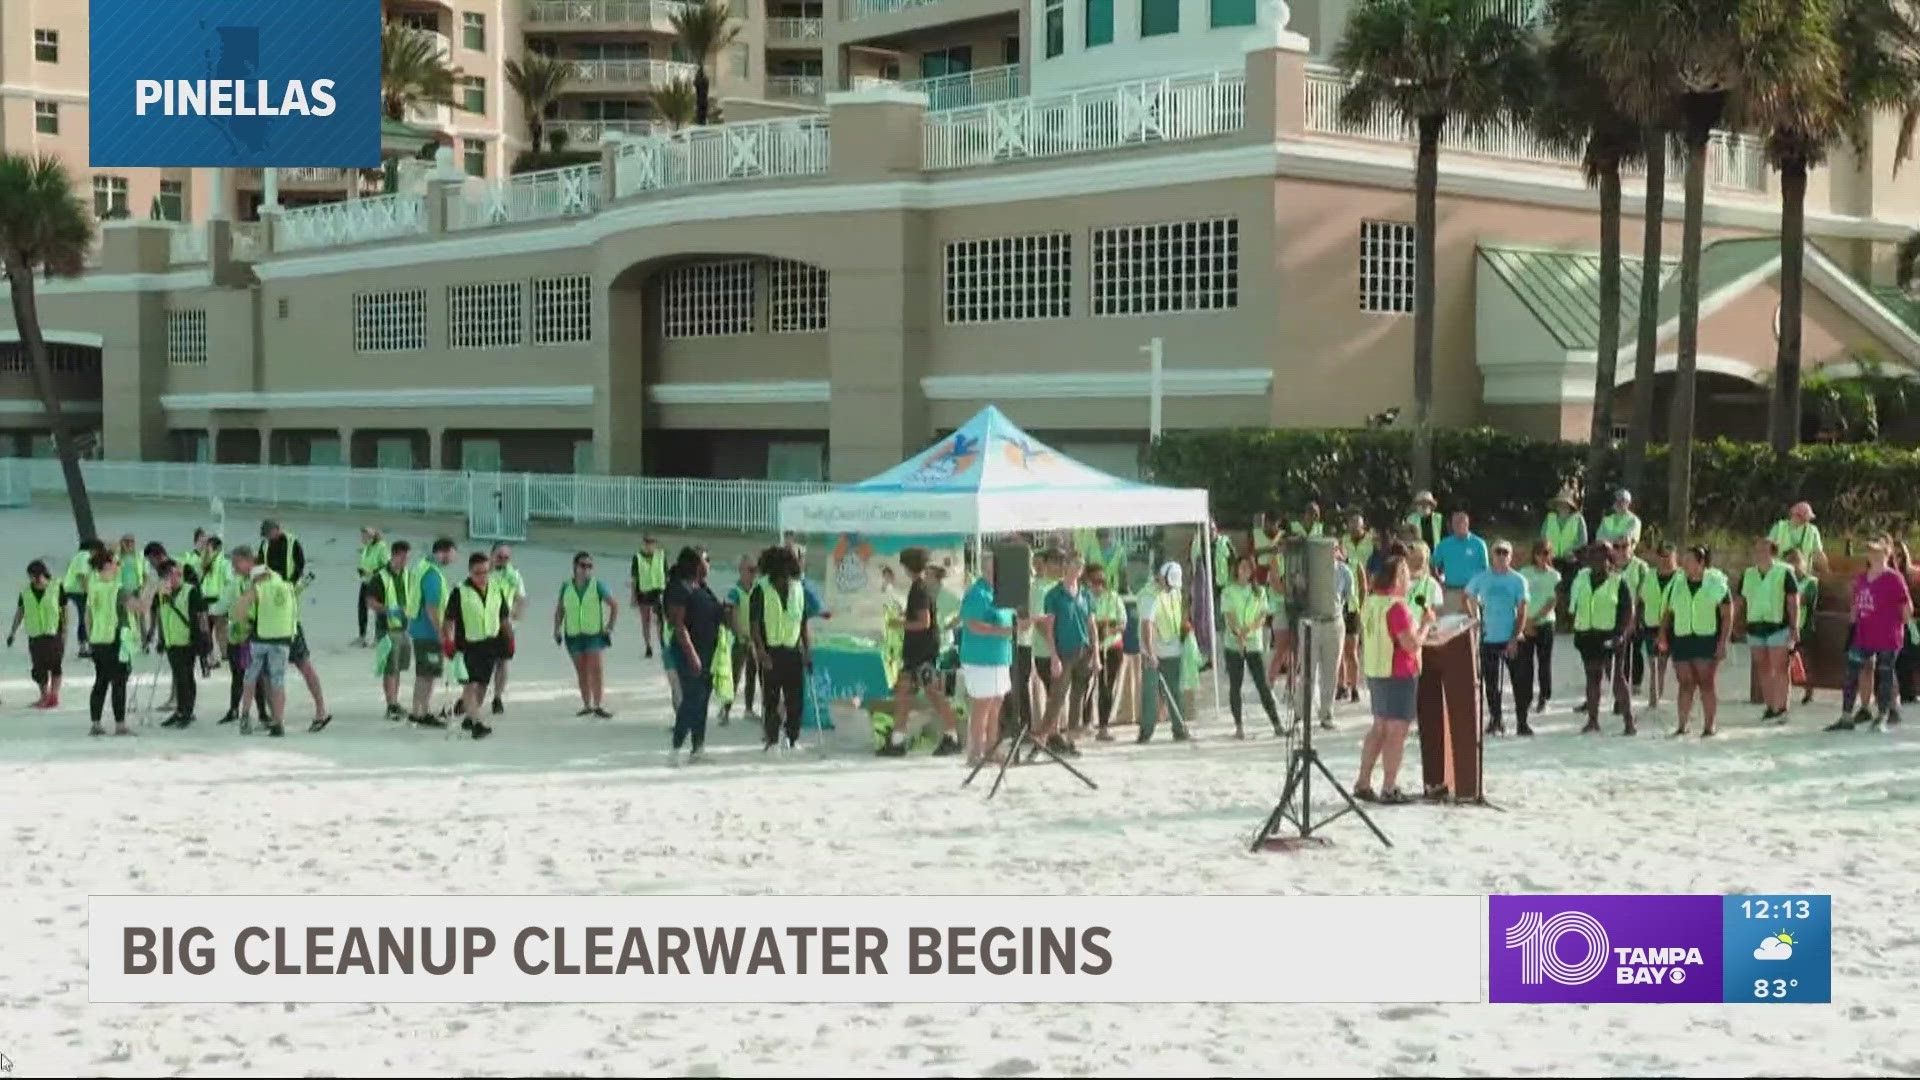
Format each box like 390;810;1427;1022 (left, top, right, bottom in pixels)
905;432;980;486
1000;434;1054;472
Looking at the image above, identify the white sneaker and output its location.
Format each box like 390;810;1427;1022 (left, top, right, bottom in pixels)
783;737;802;753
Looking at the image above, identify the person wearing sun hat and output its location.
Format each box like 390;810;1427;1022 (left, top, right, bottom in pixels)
1540;491;1587;595
1768;501;1827;573
1404;491;1444;552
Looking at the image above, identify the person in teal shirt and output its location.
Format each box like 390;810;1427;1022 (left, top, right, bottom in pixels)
958;560;1019;768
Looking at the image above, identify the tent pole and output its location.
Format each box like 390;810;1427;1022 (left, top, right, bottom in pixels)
1204;517;1221;724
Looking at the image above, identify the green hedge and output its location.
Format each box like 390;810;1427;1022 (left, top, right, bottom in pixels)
1148;430;1920;540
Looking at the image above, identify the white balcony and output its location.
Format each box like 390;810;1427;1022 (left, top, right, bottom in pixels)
450;164;604;231
923;69;1247;170
549;118;661;147
862;64;1022;111
767;75;825;103
570;58;698;88
767;17;825;43
274;193;429;253
525;0;691;29
842;0;941;20
613;116;830;197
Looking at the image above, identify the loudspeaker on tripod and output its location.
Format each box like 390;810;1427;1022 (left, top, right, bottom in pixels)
1286;536;1341;622
991;542;1032;610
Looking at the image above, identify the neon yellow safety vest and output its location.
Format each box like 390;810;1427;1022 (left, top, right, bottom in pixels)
561;579;607;636
1255;530;1286;577
1571;570;1625;632
226;584;254;645
1348;533;1376;575
158;584;197;648
1768;519;1822;557
1542;513;1586;559
404;562;444;620
1360;594;1411;678
1668;572;1728;637
1623;556;1651;597
1028;575;1058;655
1147;584;1183;644
1221;582;1266;649
881;589;904;660
757;578;804;648
1091;588;1124;650
455;581;500;642
1073;528;1101;565
1408;572;1443;615
1405;511;1444;547
633;550;666;592
252;574;299;641
202;554;231;602
1289;520;1325;537
20;584;60;637
1641;570;1674;626
265;534;300;585
1797;575;1819;632
62;551;92;594
118;555;148;593
86;577;124;648
358;540;389;581
493;564;525;607
1598;512;1641;546
375;565;409;629
1742;563;1791;625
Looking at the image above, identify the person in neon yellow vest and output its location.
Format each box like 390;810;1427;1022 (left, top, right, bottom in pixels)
1595;490;1643;552
1740;537;1800;724
718;556;758;725
1290;504;1326;538
1137;561;1191;742
1569;542;1636;734
1085;563;1128;740
1783;548;1819;707
234;562;301;737
1540;492;1587;601
1659;544;1733;737
1354;552;1431;804
367;540;415;721
1404;491;1444;552
749;544;811;751
440;552;508;740
62;538;101;658
198;535;232;660
82;548;140;737
217;546;267;726
150;558;210;728
353;527;389;648
8;558;67;709
1638;543;1679;713
554;550;619;718
629;535;667;660
1220;554;1284;738
1251;513;1287;590
404;538;457;727
1766;501;1826;573
1189;520;1234;606
487;543;528;717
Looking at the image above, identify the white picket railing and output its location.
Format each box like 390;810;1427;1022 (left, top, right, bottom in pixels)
549;118;658;147
450;164;604;231
6;458;827;534
273;193;429;253
906;64;1023;111
613;116;830;197
168;223;208;266
572;58;697;86
767;17;825;41
1303;65;1770;193
278;167;358;184
526;0;691;24
923;69;1247;170
843;0;940;19
767;75;825;102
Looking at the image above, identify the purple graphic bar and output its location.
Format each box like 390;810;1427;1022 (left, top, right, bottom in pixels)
1490;894;1724;1003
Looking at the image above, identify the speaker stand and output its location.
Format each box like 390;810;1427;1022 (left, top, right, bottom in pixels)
1250;619;1391;850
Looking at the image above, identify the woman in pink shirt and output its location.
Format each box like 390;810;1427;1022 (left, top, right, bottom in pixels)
1828;538;1911;732
1354;555;1432;804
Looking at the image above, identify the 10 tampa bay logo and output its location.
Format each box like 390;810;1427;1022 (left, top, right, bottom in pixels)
1504;910;1705;986
1488;895;1725;1003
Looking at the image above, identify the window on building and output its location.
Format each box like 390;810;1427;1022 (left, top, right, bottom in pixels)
532;274;594;345
1359;219;1417;314
34;101;58;135
1004;35;1020;66
921;46;973;79
462;11;486;51
944;233;1072;325
1210;0;1257;27
1045;0;1066;58
1085;0;1114;47
353;288;429;352
92;175;128;218
670;43;690;64
34;29;58;63
156;180;185;222
463;141;488;177
1092;217;1240;316
448;282;524;349
0;343;98;375
461;76;487;114
167;311;209;366
662;261;755;338
768;261;829;334
1141;0;1180;37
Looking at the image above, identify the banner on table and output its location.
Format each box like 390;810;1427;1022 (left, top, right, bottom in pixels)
819;533;966;644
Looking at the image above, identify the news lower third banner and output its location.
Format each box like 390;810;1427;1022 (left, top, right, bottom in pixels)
87;894;1831;1004
90;0;382;168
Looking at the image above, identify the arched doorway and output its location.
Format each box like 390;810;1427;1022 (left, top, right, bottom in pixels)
1611;355;1769;442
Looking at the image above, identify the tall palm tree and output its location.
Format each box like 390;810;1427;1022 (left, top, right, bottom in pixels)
669;0;740;126
1334;0;1540;490
0;155;97;541
1528;24;1645;483
1753;0;1920;452
380;21;459;123
1623;120;1672;494
649;78;699;131
505;52;576;152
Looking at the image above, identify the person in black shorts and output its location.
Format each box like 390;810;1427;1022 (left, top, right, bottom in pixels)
878;546;961;757
1571;543;1636;735
9;559;67;708
441;552;507;740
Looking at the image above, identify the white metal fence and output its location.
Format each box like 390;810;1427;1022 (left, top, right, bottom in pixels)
449;164;604;231
5;459;830;535
923;70;1247;170
274;193;430;253
613;116;831;197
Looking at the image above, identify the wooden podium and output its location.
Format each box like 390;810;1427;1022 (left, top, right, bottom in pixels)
1416;623;1483;802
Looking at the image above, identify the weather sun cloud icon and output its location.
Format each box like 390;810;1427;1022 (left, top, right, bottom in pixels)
1754;931;1797;961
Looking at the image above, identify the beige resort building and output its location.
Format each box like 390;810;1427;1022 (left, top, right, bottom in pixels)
7;2;1920;481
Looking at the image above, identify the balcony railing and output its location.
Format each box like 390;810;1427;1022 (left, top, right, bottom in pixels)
767;75;825;102
525;0;691;26
767;17;825;42
923;69;1246;170
614;115;830;197
274;192;429;253
278;167;358;184
549;118;660;147
843;0;940;19
871;64;1022;111
450;164;604;231
230;222;266;263
1303;65;1769;193
571;58;697;87
168;223;208;266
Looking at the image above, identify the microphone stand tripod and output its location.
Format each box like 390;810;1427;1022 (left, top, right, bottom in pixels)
1250;618;1391;850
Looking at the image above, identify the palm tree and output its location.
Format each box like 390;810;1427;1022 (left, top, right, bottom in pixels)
669;0;740;126
1753;0;1920;452
1334;0;1540;490
505;52;576;152
1528;23;1645;483
0;155;98;541
380;21;459;123
649;78;699;131
1623;120;1672;495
